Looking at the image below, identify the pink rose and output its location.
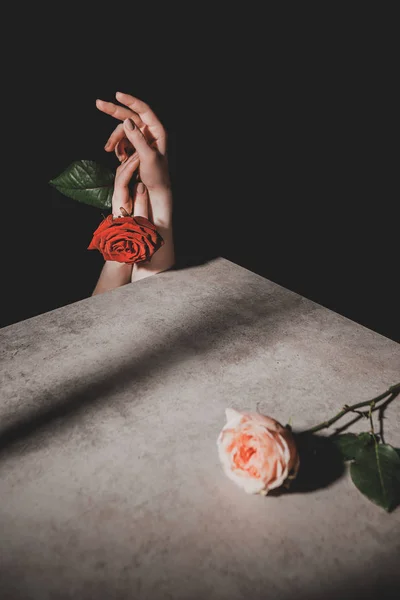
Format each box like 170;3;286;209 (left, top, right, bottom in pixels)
217;408;300;495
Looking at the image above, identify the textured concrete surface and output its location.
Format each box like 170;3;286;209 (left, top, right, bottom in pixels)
0;258;399;600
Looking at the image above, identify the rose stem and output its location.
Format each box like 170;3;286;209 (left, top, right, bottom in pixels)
301;382;400;435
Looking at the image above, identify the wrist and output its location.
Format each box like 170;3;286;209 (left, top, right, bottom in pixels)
147;186;173;201
105;260;133;268
148;188;173;228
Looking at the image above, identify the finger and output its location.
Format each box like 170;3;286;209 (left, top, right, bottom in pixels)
96;99;145;128
105;123;124;152
123;119;154;161
115;138;127;162
115;151;137;174
115;92;162;129
104;120;142;153
116;92;167;155
110;122;157;155
133;182;149;219
114;153;140;188
115;136;135;162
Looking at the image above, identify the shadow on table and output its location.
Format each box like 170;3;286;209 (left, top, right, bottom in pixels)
291;432;345;493
0;558;397;600
281;564;399;600
265;433;346;496
0;272;303;458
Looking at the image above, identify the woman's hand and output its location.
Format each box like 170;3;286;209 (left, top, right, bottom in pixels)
96;92;170;193
111;153;138;218
96;92;175;281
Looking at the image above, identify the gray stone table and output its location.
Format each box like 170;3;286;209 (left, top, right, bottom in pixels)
1;258;399;600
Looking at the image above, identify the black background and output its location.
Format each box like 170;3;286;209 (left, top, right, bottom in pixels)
1;25;398;343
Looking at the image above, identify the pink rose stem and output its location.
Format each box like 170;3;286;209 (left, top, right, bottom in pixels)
302;382;400;435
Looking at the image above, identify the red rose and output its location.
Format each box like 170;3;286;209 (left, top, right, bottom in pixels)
88;215;164;264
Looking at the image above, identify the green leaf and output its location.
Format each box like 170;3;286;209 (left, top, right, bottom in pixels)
332;432;374;461
350;443;400;512
49;160;114;209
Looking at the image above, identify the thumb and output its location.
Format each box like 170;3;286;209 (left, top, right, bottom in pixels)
123;119;154;161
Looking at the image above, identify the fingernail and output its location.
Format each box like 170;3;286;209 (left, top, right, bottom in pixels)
137;182;145;194
104;142;110;150
124;118;135;131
